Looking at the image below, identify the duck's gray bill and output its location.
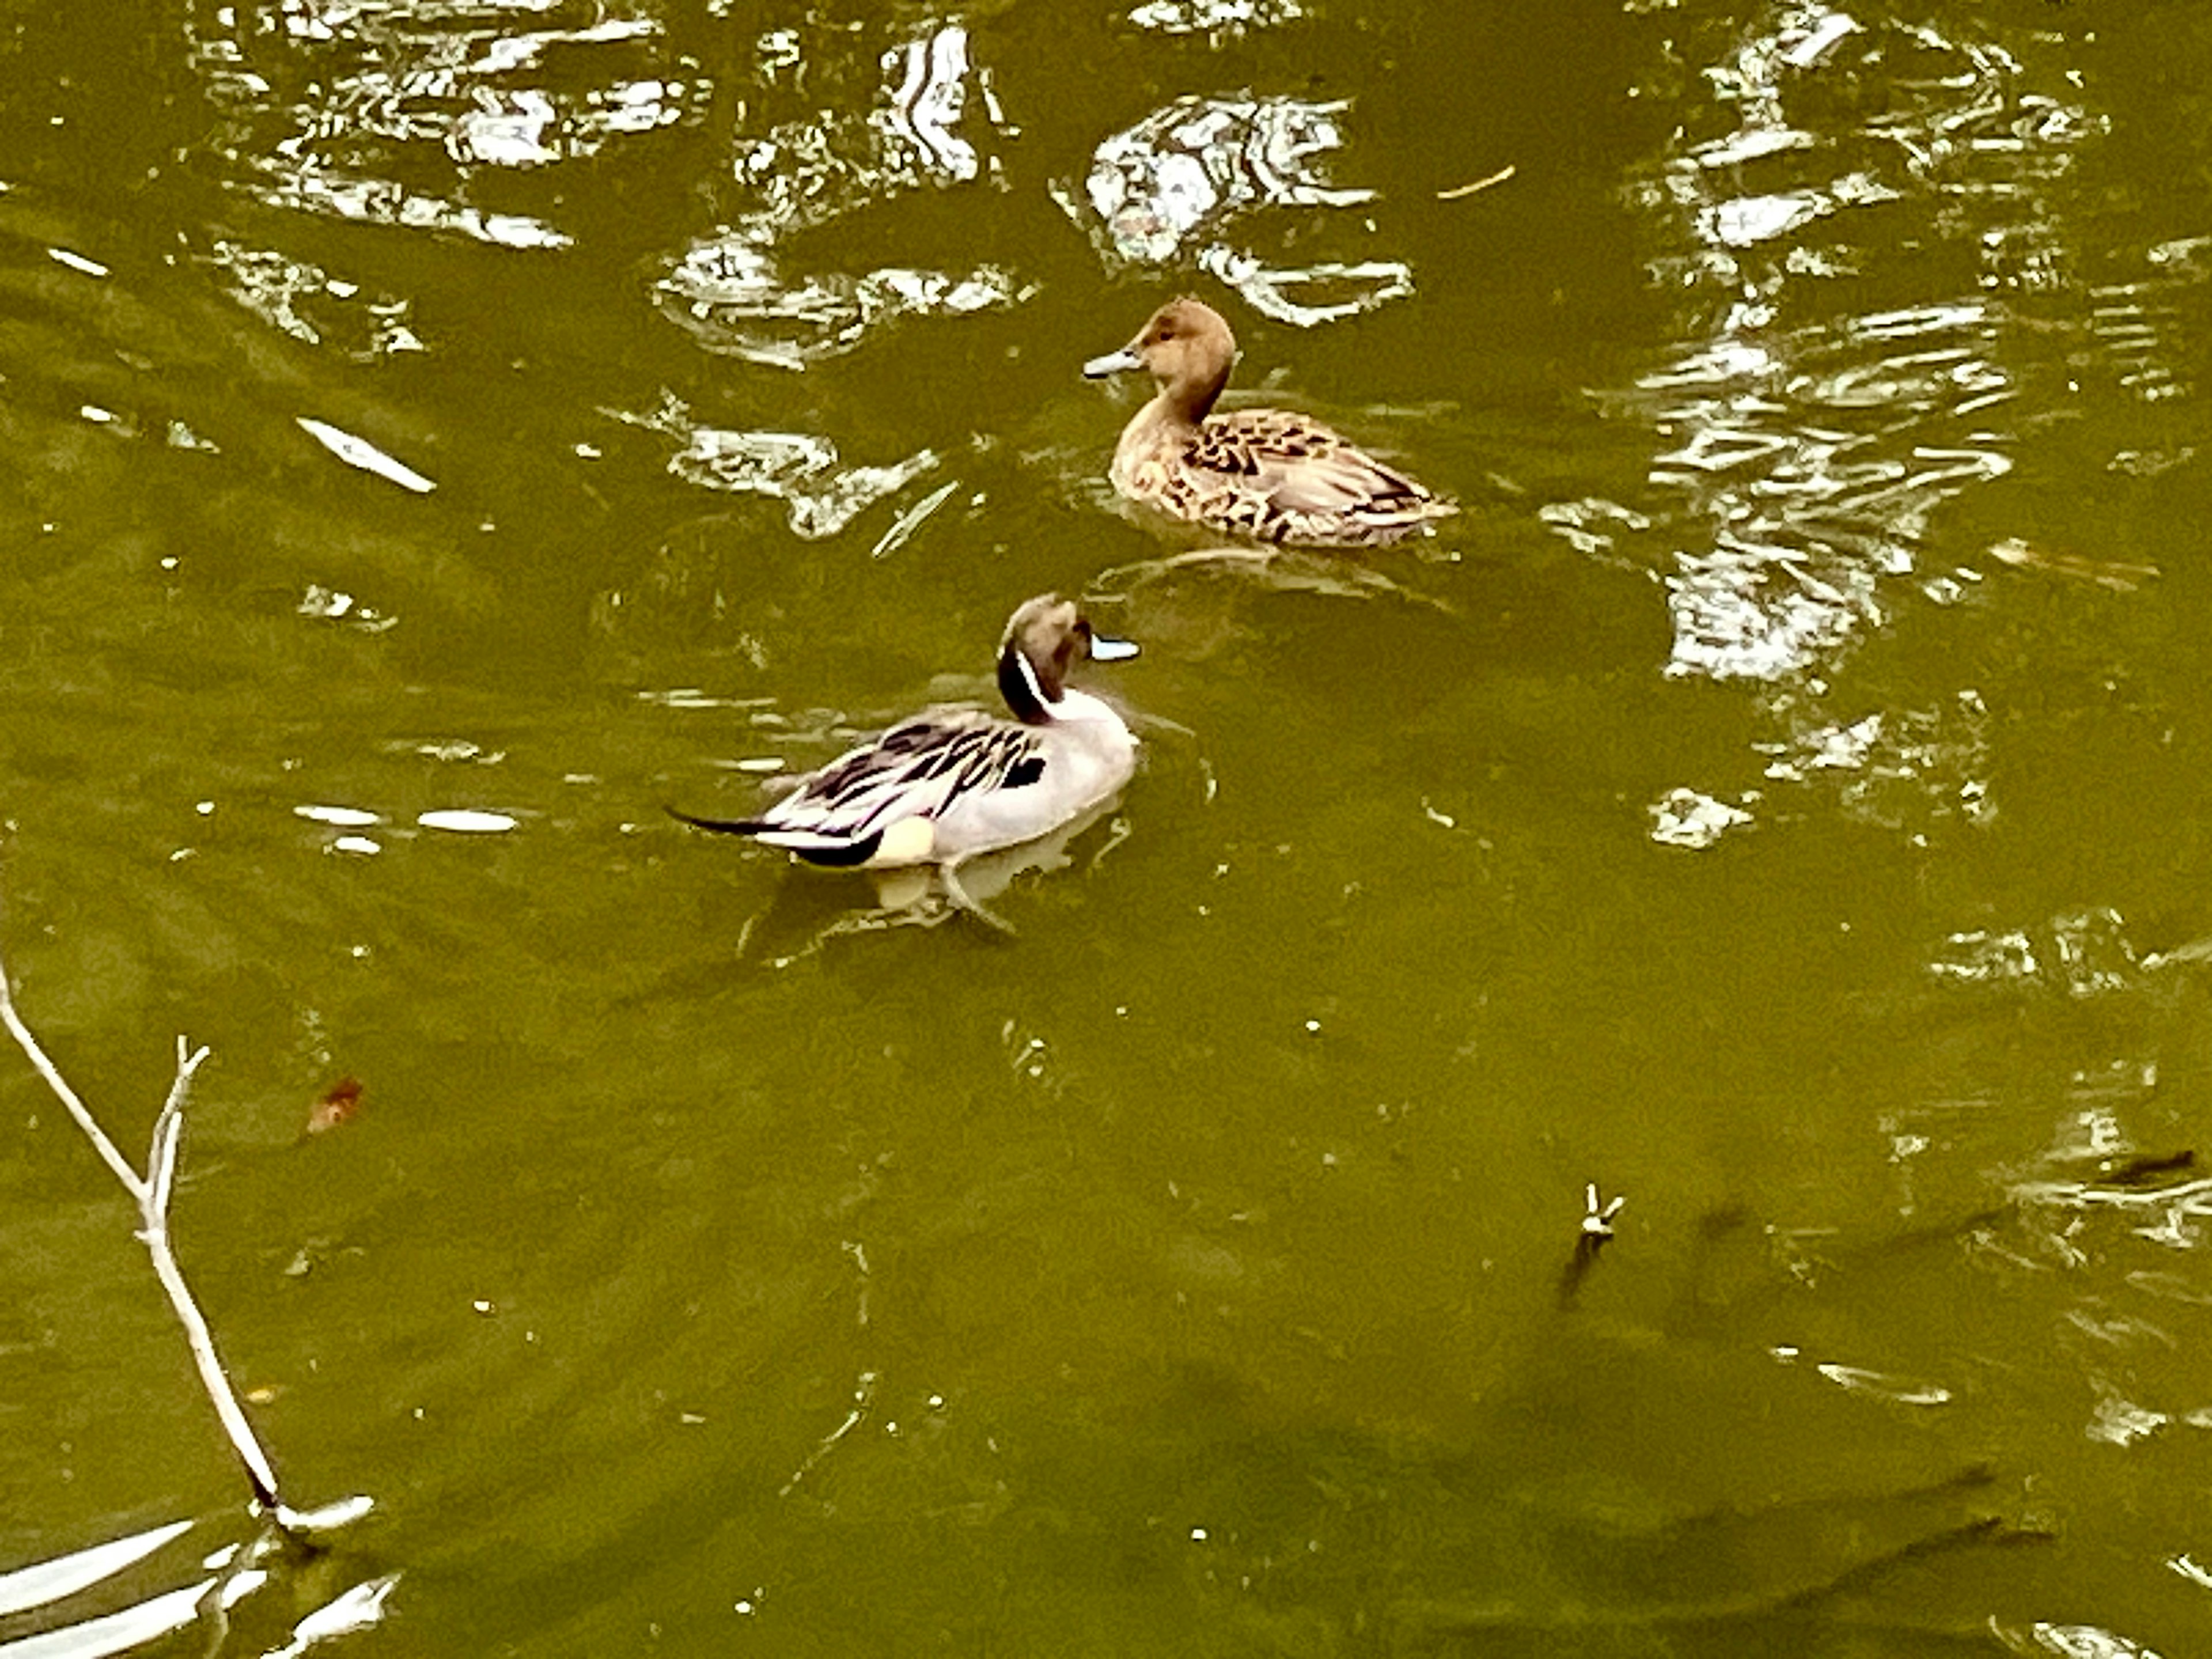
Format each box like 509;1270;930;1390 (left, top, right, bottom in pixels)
1083;347;1144;378
1089;634;1140;661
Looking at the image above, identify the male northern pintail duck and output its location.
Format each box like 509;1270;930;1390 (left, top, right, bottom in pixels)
1084;296;1457;547
671;594;1138;885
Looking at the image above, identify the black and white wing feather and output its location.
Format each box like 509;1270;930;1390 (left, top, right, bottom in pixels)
672;710;1047;866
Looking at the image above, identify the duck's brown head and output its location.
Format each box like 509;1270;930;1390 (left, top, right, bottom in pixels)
997;593;1139;724
1082;296;1238;421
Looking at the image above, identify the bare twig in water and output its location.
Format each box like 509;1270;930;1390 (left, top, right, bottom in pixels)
1437;165;1516;201
1986;536;2158;592
1557;1183;1627;1309
0;935;362;1545
1402;1499;2048;1641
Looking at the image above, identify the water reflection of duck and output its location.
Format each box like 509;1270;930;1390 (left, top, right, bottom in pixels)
670;595;1138;905
1084;296;1456;547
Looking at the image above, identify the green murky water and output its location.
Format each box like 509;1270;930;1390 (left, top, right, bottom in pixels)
6;0;2212;1653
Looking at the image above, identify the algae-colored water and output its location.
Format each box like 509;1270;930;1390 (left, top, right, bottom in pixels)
5;1;2212;1653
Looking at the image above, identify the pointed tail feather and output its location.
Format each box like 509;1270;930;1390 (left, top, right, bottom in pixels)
666;806;883;868
666;806;772;836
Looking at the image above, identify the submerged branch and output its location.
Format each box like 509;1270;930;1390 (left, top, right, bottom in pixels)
0;965;147;1202
0;942;290;1521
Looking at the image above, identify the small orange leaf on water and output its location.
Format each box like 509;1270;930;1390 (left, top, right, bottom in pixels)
306;1076;364;1136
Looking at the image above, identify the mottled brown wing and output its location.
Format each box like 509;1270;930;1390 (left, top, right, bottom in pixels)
1191;411;1435;513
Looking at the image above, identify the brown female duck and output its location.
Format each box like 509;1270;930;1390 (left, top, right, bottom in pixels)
1083;296;1456;547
